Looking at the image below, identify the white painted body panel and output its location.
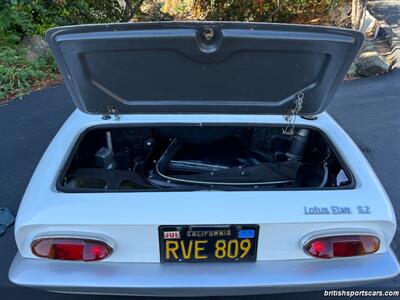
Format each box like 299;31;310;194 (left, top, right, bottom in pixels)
13;110;397;264
9;110;399;295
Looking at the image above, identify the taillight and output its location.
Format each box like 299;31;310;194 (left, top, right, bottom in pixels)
31;238;112;261
304;235;380;259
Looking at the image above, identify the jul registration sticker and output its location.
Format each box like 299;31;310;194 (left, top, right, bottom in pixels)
163;231;181;239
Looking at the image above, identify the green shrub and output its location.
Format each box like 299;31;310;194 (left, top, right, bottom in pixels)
0;0;349;45
162;0;194;19
0;0;132;43
163;0;348;25
0;46;58;100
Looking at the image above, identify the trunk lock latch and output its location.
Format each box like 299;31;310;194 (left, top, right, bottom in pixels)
203;28;215;41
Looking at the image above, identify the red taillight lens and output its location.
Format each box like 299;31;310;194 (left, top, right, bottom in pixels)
31;238;112;261
304;235;380;259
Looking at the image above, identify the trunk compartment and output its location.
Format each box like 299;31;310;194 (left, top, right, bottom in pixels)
59;125;353;192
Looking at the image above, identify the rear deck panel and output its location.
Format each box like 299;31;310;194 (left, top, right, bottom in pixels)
14;111;397;263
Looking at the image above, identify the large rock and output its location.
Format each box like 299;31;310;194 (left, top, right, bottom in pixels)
347;62;358;77
21;35;49;62
355;52;390;76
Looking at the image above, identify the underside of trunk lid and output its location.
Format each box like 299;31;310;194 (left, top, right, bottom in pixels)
46;22;364;115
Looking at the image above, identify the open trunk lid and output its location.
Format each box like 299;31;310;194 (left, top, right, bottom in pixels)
46;22;364;115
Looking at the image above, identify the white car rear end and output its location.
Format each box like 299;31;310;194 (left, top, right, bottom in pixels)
9;22;399;296
9;111;399;296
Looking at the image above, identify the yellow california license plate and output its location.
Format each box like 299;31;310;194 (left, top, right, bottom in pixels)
159;225;259;263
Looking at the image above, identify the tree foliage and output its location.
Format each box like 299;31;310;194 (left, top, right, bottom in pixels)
0;0;146;44
0;45;58;100
0;0;351;45
162;0;349;25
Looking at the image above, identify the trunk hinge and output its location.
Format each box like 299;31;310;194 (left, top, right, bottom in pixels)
102;106;120;121
282;92;304;135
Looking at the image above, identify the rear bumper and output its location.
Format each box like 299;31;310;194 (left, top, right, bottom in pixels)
9;250;400;296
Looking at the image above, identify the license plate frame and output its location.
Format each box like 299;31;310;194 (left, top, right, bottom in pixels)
159;224;259;263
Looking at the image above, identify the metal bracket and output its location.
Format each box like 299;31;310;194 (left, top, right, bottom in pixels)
102;106;120;121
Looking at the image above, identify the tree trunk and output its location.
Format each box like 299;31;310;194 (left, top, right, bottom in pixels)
351;0;368;30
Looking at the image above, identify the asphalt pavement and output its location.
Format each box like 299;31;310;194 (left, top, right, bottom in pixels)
368;0;400;26
0;70;399;299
